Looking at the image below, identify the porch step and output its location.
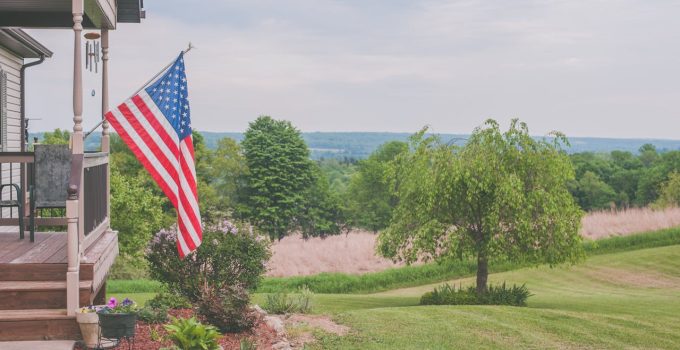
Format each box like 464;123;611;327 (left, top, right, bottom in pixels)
0;309;79;341
0;309;72;321
0;263;94;282
0;281;92;310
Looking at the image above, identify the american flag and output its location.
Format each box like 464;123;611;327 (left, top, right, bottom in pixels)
105;52;202;258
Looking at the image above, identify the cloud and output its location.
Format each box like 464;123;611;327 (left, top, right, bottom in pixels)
21;0;680;139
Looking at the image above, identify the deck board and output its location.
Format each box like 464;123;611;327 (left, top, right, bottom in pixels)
43;243;68;264
10;234;66;264
0;231;114;264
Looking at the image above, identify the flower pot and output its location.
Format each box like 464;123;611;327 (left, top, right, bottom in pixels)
97;312;137;339
76;312;100;348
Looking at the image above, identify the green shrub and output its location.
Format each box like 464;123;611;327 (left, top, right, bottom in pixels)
420;282;531;306
146;291;191;310
147;220;270;332
197;284;255;333
164;317;221;350
109;253;150;280
137;305;168;324
263;286;314;314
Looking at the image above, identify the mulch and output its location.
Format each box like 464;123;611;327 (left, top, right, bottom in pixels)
76;309;279;350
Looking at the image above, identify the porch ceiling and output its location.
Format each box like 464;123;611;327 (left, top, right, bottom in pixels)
0;0;137;29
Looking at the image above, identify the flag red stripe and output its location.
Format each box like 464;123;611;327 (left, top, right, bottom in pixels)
106;109;179;207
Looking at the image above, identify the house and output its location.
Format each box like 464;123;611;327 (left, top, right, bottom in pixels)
0;0;144;341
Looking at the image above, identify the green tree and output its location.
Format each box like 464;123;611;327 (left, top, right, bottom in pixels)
299;164;344;237
346;141;407;232
41;128;70;145
110;169;169;257
639;143;659;167
654;172;680;208
379;120;583;294
239;116;314;240
572;171;618;210
210;137;248;210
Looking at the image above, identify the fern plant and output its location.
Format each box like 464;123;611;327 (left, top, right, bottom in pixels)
164;317;221;350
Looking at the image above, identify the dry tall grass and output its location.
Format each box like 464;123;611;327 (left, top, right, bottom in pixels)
267;207;680;277
580;206;680;239
267;231;400;277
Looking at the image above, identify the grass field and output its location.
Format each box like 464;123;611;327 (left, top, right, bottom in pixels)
111;242;680;349
109;226;680;295
309;245;680;349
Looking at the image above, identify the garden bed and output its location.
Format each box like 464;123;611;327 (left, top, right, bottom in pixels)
76;309;280;350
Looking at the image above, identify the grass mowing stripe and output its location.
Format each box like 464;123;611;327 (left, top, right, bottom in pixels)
109;226;680;295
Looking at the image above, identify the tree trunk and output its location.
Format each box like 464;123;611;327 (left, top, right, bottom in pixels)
476;251;489;295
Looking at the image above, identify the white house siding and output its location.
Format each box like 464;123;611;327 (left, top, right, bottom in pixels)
0;45;24;218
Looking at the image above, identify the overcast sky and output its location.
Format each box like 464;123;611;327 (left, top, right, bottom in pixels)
24;0;680;139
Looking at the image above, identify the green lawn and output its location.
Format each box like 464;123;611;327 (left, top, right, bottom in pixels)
309;245;680;349
110;244;680;349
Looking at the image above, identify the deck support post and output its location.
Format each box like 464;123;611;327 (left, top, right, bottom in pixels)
66;198;80;316
68;0;84;317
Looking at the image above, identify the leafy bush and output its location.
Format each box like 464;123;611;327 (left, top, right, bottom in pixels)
420;282;531;307
146;291;192;310
147;220;270;332
263;286;314;314
164;317;221;350
137;306;168;324
197;284;255;332
109;253;149;280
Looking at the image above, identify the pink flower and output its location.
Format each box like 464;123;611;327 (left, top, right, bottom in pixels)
107;297;117;308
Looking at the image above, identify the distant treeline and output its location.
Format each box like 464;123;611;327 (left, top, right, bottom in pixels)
30;131;680;160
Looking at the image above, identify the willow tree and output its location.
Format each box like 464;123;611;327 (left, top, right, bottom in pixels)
378;119;584;294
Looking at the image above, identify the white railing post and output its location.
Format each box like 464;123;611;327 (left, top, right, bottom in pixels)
66;196;80;316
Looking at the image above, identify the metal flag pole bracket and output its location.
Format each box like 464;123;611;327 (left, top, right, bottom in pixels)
84;43;194;140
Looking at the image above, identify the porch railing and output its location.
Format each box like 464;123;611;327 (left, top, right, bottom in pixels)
0;150;110;249
82;152;109;248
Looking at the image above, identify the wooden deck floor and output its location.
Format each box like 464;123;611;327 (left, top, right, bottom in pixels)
0;229;117;264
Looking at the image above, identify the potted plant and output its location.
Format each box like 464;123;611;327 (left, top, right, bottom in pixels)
76;305;101;348
97;297;139;340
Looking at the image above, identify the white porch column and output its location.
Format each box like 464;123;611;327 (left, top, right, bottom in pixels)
67;0;84;316
101;28;111;224
101;28;110;153
72;0;84;154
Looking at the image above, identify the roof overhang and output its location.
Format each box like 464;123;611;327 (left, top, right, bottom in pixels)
0;0;144;29
0;28;53;59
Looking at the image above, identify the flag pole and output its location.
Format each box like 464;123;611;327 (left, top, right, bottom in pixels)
84;43;194;140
